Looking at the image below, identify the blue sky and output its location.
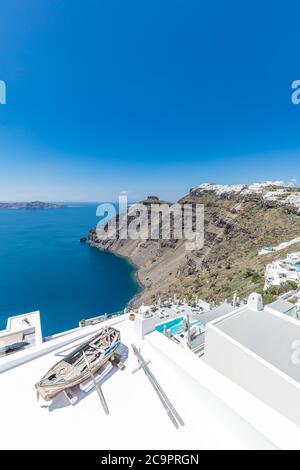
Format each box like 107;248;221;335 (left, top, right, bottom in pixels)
0;0;300;201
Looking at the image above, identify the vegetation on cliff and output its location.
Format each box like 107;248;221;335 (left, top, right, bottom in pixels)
88;184;300;307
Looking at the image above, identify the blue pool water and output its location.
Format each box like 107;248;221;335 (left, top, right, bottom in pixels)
156;317;186;335
294;265;300;271
0;204;139;336
155;316;205;336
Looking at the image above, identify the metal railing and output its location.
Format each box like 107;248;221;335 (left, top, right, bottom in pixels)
81;310;125;327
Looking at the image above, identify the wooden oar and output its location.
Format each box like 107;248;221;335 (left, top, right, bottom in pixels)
82;351;109;415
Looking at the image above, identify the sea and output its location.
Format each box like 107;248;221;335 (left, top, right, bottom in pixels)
0;204;139;337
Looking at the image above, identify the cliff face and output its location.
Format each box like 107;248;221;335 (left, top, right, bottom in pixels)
88;185;300;307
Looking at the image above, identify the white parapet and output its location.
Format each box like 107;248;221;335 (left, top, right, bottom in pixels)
134;306;157;339
205;296;300;429
0;311;43;354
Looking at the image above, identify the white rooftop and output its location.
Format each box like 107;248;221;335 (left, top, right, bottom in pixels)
215;307;300;382
0;313;300;449
267;299;296;315
205;298;300;432
0;310;42;352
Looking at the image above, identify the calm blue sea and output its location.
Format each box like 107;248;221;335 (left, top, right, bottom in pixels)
0;204;139;337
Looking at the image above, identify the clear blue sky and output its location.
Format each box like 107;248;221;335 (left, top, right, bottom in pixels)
0;0;300;201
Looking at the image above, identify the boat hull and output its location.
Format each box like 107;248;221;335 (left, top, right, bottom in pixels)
35;327;120;401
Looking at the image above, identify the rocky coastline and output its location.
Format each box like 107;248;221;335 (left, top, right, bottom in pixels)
85;184;300;308
0;201;67;210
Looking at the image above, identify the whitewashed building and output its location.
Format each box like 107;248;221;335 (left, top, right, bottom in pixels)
264;253;300;290
0;294;300;448
205;293;300;430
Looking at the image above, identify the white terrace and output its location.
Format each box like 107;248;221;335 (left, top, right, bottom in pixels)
0;310;42;357
1;299;300;449
205;293;300;430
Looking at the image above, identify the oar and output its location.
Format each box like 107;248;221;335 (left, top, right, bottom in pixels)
82;351;109;415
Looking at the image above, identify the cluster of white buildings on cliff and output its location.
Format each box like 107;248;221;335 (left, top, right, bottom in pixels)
191;181;300;211
264;252;300;290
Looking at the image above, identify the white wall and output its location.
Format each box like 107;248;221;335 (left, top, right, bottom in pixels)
0;315;128;373
205;324;300;428
134;314;157;339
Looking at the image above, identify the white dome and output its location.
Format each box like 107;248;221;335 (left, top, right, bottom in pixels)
247;292;264;311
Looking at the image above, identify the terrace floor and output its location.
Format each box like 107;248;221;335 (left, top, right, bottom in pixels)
0;315;295;450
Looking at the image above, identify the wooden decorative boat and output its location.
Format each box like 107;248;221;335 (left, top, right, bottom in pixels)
35;327;121;401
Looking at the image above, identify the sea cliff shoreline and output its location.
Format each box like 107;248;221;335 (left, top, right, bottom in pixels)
84;184;300;308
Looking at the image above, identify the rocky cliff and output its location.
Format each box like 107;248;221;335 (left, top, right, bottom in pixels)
87;183;300;307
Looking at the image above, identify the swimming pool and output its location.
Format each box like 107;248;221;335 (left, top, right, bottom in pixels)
155;316;205;336
295;265;300;271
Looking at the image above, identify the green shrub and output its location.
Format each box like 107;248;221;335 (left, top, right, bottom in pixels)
251;272;262;283
245;270;254;278
287;280;298;290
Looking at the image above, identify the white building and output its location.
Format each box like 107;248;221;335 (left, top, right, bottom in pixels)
264;253;300;290
0;311;42;357
1;295;300;449
267;299;298;319
205;293;300;430
287;252;300;264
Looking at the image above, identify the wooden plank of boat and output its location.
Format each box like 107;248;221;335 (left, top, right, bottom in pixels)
35;327;120;402
80;361;113;393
